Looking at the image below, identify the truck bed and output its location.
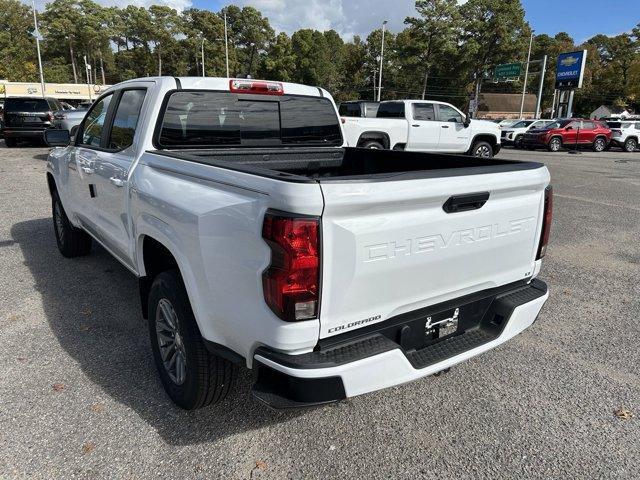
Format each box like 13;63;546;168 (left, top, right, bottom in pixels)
153;147;544;183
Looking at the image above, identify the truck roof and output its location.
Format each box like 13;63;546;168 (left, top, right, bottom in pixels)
106;76;330;99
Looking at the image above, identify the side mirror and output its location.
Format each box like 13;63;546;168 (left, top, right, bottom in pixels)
70;125;79;138
44;129;71;147
565;126;573;131
463;117;471;128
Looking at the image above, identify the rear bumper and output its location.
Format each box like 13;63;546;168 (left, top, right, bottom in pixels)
252;279;548;408
3;128;48;139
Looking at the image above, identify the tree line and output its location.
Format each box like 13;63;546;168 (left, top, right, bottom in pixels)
1;0;639;116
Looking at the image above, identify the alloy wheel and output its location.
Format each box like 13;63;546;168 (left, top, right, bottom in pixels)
474;145;492;157
155;298;187;385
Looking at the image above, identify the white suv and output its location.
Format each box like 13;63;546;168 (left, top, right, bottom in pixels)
501;119;555;149
604;119;639;152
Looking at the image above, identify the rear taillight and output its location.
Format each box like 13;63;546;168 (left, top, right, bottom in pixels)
46;112;54;122
536;186;553;259
262;212;320;321
230;79;284;95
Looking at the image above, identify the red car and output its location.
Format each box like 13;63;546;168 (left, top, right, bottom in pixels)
523;118;611;152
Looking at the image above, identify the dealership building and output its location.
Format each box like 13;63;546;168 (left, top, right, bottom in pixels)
0;81;111;103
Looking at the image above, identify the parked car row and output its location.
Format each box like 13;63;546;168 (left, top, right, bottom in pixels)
1;96;90;146
497;116;639;153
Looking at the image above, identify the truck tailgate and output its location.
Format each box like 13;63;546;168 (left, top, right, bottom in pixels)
318;166;550;338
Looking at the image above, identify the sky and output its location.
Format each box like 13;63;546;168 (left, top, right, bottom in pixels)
192;0;640;42
28;0;640;43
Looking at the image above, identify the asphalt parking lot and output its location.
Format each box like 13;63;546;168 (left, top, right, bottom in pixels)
1;141;639;480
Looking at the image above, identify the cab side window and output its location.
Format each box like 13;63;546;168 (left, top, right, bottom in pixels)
438;105;463;123
80;94;113;147
412;103;435;121
108;90;146;150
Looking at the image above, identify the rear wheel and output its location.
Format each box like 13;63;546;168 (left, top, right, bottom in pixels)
624;137;637;152
361;140;384;150
548;137;562;152
4;137;17;148
592;137;607;152
471;141;493;158
52;192;92;257
148;270;236;410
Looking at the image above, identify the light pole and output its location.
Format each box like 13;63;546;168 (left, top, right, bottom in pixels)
224;10;230;78
377;20;387;102
83;55;92;101
519;31;533;118
201;38;206;77
534;55;547;119
31;0;45;98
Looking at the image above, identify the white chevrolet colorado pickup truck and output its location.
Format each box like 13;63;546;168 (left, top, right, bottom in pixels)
45;77;551;410
341;99;502;157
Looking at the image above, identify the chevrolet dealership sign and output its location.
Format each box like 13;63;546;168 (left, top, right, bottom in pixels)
0;82;111;100
555;50;587;90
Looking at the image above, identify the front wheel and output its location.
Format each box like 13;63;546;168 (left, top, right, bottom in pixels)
624;137;637;152
52;192;92;257
148;270;236;410
514;135;524;149
592;137;607;152
548;137;562;152
471;141;493;158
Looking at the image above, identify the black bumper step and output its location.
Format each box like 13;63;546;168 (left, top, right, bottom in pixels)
252;279;547;408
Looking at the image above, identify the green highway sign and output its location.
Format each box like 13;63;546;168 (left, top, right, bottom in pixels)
494;63;522;80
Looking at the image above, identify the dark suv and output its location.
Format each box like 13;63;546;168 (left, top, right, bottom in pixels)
3;97;63;147
523;118;611;152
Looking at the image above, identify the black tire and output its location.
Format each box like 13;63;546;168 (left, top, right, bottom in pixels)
592;137;607;152
148;270;236;410
361;140;384;150
52;192;92;257
624;137;637;152
548;137;562;152
5;137;17;148
470;140;493;158
514;135;524;149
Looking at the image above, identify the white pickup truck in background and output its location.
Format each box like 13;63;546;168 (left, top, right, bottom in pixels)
341;99;502;157
45;77;551;410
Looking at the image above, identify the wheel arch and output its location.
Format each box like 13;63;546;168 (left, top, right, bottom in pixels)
46;172;57;196
357;131;391;149
469;133;499;154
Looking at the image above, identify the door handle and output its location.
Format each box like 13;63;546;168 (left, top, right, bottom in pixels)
81;166;93;174
110;177;125;188
441;125;450;129
411;124;420;127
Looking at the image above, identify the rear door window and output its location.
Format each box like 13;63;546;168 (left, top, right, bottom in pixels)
582;121;595;130
412;103;436;121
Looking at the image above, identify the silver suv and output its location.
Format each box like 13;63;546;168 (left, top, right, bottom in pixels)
604;118;640;152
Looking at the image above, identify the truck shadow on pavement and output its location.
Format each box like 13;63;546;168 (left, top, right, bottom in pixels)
12;218;303;445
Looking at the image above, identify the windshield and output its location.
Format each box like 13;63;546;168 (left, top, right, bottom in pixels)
5;99;50;112
158;91;342;148
511;121;534;128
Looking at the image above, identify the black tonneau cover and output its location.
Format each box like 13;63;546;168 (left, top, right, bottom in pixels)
150;147;544;184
